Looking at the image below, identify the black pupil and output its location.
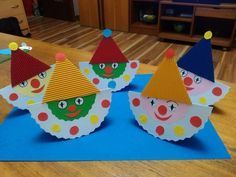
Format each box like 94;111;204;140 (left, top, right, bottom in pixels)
60;102;64;108
77;99;82;104
151;100;155;106
170;104;175;111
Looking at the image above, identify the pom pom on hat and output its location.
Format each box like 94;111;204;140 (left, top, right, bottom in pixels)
103;29;112;38
55;52;66;62
165;48;175;59
9;42;18;51
204;31;213;40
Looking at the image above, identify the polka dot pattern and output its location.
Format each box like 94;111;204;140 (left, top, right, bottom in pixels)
38;112;48;121
156;126;164;136
90;115;99;124
70;126;79;135
27;99;35;105
212;87;222;96
102;100;110;108
9;93;18;101
199;97;207;105
108;81;116;89
93;78;100;85
174;126;185;136
130;62;138;69
139;114;148;124
84;68;90;75
190;116;202;128
51;124;61;133
132;98;140;107
123;74;131;82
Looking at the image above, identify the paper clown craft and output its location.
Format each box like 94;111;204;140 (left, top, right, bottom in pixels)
79;29;139;92
0;42;53;110
128;49;213;141
178;31;230;106
28;53;112;139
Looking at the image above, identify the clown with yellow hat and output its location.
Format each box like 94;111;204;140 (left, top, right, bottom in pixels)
29;53;111;139
79;29;139;92
128;49;212;141
0;42;53;110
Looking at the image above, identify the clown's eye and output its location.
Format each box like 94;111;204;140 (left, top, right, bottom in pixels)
38;72;47;79
19;81;28;88
149;99;156;106
180;70;188;77
75;97;84;105
99;63;105;69
58;101;67;109
167;101;178;112
112;63;118;69
194;76;201;84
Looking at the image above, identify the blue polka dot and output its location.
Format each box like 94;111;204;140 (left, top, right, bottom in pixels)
103;29;112;38
108;81;116;89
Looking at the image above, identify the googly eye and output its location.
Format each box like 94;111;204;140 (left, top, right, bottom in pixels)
194;75;201;84
167;101;178;112
38;72;47;79
19;81;28;88
180;70;188;77
112;63;118;69
58;101;67;109
99;63;105;69
75;97;84;105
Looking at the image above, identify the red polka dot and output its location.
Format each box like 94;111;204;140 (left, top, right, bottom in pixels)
93;78;100;85
131;62;138;69
190;116;202;128
132;98;140;107
156;126;164;135
9;93;18;101
212;87;222;96
102;100;110;108
38;112;48;121
70;126;79;135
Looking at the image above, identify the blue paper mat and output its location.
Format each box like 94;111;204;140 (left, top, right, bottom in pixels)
0;74;230;161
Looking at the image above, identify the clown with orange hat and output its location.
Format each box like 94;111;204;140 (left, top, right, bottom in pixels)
128;49;212;141
0;42;53;110
29;53;111;139
178;31;230;106
79;29;139;92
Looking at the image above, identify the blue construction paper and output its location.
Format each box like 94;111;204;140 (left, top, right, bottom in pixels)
0;74;230;161
0;48;10;55
177;38;215;82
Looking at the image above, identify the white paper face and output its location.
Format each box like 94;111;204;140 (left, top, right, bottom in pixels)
128;91;213;141
179;67;230;105
28;90;112;139
79;60;139;92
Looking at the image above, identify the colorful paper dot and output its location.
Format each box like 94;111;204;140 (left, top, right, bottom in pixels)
27;99;35;105
84;68;90;75
174;126;185;136
212;87;222;96
108;81;116;89
123;74;131;82
198;97;207;105
130;62;138;69
156;126;164;136
90;115;99;124
70;126;79;135
139;114;148;124
38;112;48;121
102;99;110;108
132;98;140;107
9;93;18;101
93;78;100;85
190;116;202;128
51;124;61;132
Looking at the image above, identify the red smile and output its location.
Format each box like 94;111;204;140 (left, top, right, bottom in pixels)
66;110;81;118
154;112;172;121
185;86;194;91
103;73;113;77
32;85;45;93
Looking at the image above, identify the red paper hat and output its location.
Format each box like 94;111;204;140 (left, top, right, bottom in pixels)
9;42;51;87
90;29;128;64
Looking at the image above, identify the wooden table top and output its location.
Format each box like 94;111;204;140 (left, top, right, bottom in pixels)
0;33;235;177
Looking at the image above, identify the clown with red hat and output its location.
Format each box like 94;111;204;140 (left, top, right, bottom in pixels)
79;29;139;92
0;42;53;110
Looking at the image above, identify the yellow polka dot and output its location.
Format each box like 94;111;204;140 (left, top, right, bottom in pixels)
90;115;99;124
84;68;90;75
123;74;131;82
27;99;35;105
139;114;148;124
174;126;185;136
204;31;212;40
199;97;207;105
8;42;18;51
51;124;61;132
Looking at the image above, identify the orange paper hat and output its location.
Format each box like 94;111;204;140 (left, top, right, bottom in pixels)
142;49;191;105
43;53;100;103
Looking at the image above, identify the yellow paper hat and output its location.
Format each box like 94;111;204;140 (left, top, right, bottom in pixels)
142;49;191;105
43;53;100;103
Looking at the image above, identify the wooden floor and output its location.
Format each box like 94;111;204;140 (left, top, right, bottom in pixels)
28;16;236;83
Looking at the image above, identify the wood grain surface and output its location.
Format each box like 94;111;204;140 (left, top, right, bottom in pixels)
0;33;235;177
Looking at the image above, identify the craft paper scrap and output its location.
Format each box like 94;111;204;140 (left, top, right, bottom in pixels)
79;29;139;92
0;42;52;110
29;53;112;139
129;49;213;141
177;31;230;106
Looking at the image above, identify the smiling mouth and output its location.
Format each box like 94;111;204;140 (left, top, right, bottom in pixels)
66;110;81;118
154;113;172;121
185;86;194;91
103;73;113;77
32;85;45;93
